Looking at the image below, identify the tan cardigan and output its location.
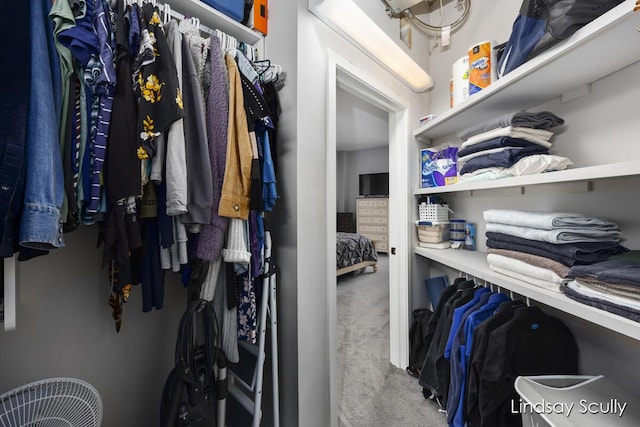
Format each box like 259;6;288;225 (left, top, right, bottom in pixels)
218;54;252;220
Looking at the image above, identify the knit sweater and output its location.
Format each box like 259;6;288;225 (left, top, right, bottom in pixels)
197;36;229;261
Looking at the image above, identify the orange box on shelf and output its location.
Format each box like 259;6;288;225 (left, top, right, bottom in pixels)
253;0;268;35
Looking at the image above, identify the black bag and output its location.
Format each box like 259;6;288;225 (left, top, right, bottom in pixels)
160;353;217;427
160;300;221;427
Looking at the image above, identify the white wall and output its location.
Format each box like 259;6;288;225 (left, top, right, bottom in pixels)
422;0;521;115
336;147;390;214
0;227;185;427
263;0;299;426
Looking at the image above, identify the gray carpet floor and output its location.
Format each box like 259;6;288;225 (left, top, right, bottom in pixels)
336;255;447;427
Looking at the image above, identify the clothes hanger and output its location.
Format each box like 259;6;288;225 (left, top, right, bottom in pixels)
162;3;171;25
254;59;271;79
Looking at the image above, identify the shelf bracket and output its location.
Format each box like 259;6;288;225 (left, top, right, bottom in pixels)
562;83;591;103
522;180;592;195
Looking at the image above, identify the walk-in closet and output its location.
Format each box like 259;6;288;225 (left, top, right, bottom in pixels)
2;1;640;426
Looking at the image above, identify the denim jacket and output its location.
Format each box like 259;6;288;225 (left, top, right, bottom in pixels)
19;0;65;250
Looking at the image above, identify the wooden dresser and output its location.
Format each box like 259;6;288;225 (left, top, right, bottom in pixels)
356;197;388;253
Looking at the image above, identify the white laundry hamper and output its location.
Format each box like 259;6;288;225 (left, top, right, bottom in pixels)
514;375;640;427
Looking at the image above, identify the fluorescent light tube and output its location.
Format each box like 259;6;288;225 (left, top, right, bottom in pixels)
312;0;434;92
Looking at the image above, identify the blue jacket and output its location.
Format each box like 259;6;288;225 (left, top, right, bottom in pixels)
19;0;65;250
449;292;510;427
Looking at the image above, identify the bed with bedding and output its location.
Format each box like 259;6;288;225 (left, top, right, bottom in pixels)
336;232;378;276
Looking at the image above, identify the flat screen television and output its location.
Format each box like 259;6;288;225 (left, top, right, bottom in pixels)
359;173;389;196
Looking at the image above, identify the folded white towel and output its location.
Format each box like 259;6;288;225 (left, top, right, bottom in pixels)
461;126;554;149
487;253;566;284
485;222;621;244
484;209;618;230
489;264;562;292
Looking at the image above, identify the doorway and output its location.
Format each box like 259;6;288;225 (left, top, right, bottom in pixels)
325;50;411;425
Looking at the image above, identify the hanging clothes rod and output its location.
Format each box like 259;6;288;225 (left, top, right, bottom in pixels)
152;2;256;60
457;269;532;307
157;2;217;37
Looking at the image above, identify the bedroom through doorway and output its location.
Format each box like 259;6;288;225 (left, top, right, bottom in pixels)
334;86;392;424
326;51;413;424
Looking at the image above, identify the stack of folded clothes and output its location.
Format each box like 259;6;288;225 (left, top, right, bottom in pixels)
457;111;573;182
483;209;628;292
563;253;640;322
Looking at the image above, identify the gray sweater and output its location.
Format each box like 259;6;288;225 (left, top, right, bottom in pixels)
180;34;214;225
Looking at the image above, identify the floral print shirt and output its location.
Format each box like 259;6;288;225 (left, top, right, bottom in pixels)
136;4;184;163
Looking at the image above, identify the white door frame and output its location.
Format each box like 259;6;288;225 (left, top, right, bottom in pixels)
325;49;411;425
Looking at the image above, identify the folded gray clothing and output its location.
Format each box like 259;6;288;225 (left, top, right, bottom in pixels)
459;146;548;175
486;232;628;266
568;260;640;286
487;248;570;278
568;280;640;311
487;238;576;267
458;111;565;141
575;278;640;301
461;126;553;149
561;285;640;323
483;209;619;231
457;136;550;158
485;222;621;244
609;250;640;264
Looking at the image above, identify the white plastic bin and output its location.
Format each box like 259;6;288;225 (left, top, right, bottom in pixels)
514;375;640;427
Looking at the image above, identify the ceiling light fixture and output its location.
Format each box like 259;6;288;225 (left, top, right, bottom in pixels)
310;0;434;92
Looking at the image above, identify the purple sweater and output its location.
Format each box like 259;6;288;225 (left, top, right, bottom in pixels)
197;36;229;261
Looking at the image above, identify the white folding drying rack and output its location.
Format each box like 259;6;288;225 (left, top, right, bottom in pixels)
226;231;279;427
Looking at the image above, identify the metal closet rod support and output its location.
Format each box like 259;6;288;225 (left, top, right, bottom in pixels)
381;0;471;36
457;270;531;306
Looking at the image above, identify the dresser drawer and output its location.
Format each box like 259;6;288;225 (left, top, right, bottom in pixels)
376;199;388;208
362;233;388;242
357;199;369;208
372;216;387;224
359;225;388;234
358;208;373;216
375;242;388;252
358;216;375;224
